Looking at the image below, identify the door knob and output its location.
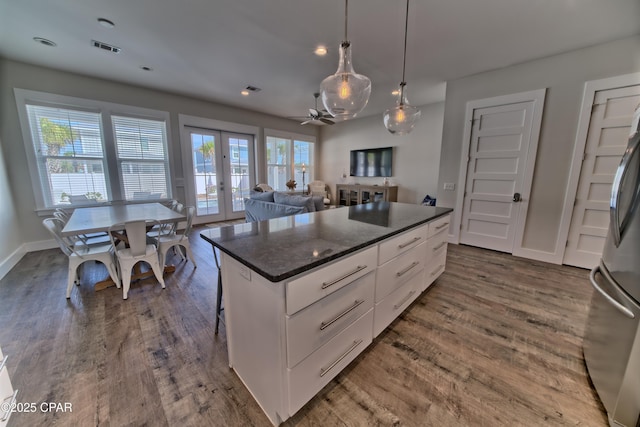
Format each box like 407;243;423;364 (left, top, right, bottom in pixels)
513;192;521;202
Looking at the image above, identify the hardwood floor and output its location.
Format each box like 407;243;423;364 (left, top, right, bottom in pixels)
0;224;607;426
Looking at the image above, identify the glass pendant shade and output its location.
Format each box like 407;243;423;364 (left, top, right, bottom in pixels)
383;0;420;135
383;92;421;135
320;42;371;121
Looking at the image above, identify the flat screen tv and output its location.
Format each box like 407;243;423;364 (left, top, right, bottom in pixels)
350;146;393;177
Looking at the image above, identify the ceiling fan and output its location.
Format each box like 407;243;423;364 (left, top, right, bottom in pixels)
291;93;335;125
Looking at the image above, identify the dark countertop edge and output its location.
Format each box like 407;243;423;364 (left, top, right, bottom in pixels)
200;208;453;283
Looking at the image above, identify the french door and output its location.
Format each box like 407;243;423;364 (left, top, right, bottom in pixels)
186;127;254;223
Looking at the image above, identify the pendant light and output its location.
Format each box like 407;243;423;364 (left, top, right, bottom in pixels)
383;0;420;135
320;0;371;121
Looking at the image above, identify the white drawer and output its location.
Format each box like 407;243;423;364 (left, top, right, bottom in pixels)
0;351;15;427
375;241;426;302
425;249;447;291
378;224;428;265
288;310;373;415
428;214;451;238
427;228;448;257
373;270;423;337
286;271;375;368
286;246;377;315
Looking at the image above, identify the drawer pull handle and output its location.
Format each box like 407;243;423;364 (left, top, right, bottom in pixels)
398;237;421;249
1;389;18;422
432;242;447;251
396;261;420;277
431;264;445;276
320;299;365;331
322;265;367;289
320;339;363;378
435;222;449;230
0;355;7;373
394;290;416;310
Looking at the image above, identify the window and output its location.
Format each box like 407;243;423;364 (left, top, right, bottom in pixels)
265;131;315;192
15;89;172;209
113;116;169;201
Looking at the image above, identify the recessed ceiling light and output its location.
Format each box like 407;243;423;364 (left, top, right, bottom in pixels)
241;90;250;96
391;90;400;96
314;45;327;56
33;37;56;47
97;18;115;28
140;66;153;71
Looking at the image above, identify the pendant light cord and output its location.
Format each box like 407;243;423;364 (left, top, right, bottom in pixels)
342;0;350;48
399;0;410;103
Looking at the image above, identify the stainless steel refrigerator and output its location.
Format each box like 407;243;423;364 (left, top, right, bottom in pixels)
583;109;640;427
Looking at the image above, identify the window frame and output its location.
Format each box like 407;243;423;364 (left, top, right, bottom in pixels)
14;88;174;211
264;129;315;192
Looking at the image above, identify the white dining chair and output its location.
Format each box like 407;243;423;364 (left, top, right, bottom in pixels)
155;206;197;271
42;217;120;298
147;202;183;240
109;220;165;300
54;208;111;246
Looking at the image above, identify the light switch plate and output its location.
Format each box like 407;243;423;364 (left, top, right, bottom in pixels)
443;183;455;191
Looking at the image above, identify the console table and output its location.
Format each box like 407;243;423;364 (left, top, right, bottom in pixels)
336;184;398;206
200;202;452;425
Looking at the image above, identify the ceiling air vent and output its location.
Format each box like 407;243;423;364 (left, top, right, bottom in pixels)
91;40;121;54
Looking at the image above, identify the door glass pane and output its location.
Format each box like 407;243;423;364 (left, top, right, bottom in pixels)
191;132;219;216
228;136;250;213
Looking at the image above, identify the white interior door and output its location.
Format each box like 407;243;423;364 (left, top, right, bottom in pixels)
563;85;640;268
459;101;536;252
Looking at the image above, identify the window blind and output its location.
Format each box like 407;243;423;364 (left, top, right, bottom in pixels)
26;105;108;206
112;115;170;201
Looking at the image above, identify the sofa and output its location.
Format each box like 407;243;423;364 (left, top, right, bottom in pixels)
244;191;325;222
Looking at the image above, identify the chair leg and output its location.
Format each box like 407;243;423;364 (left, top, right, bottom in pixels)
183;244;197;268
121;262;132;300
150;258;166;289
215;270;223;334
66;261;79;299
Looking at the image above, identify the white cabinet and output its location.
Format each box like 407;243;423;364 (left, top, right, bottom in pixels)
219;213;451;425
0;346;17;427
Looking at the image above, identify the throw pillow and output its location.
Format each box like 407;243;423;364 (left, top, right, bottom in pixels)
311;195;325;211
250;190;275;202
273;192;315;212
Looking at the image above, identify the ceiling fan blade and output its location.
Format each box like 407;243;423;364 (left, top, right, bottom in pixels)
300;119;313;125
320;118;335;125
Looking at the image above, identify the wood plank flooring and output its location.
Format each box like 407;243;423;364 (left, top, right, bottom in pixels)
0;224;607;426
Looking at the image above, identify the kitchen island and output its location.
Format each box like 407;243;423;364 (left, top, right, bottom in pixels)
200;202;452;425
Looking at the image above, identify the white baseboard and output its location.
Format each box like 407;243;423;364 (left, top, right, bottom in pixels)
0;238;57;280
512;247;562;265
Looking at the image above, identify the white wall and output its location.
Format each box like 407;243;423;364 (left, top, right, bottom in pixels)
0;58;318;269
438;35;640;262
319;102;445;205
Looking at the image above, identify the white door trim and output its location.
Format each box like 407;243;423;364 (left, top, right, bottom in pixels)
452;89;546;257
557;72;640;264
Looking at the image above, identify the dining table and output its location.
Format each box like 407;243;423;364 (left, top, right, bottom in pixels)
61;202;186;291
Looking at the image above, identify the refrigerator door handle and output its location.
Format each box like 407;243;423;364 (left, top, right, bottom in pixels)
589;262;635;319
610;135;640;247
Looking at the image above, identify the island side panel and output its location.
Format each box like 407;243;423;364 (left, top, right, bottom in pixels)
221;253;288;425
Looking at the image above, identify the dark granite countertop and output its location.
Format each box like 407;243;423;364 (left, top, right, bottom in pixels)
200;202;452;283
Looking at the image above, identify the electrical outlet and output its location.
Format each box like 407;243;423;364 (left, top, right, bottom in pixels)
443;182;455;191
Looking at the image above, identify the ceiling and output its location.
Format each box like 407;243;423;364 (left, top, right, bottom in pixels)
1;0;639;122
